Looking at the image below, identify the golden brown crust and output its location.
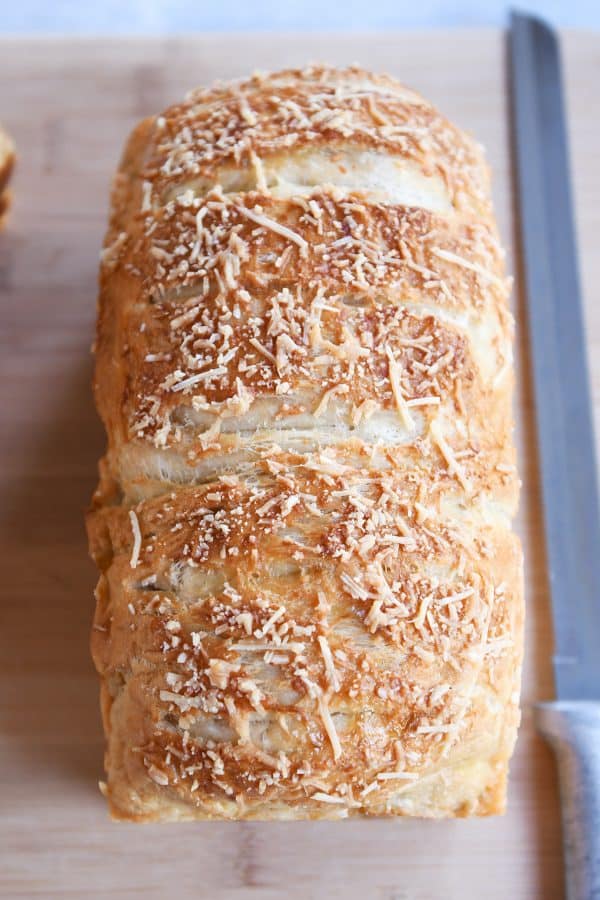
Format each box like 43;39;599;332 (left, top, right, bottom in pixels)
88;65;523;821
0;126;15;228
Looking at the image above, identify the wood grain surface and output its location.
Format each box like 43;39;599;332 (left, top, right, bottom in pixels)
1;29;599;900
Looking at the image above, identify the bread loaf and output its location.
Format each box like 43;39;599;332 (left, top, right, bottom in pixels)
88;66;523;821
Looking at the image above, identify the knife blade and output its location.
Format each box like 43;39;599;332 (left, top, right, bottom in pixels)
509;11;600;899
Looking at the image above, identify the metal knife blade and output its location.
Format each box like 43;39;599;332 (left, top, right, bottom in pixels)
510;12;600;899
510;10;600;702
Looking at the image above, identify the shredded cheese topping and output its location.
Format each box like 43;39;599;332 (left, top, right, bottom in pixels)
236;205;309;254
318;635;341;693
128;510;142;569
386;347;415;432
318;695;343;760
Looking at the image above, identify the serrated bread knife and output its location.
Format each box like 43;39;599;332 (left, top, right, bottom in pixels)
510;11;600;900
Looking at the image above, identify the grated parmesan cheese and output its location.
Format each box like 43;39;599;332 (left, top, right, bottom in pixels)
237;205;309;254
317;695;342;760
431;246;505;287
312;791;347;804
386;347;414;431
430;419;471;492
318;635;341;692
129;510;142;569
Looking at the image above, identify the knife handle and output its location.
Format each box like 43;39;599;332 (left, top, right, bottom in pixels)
535;701;600;900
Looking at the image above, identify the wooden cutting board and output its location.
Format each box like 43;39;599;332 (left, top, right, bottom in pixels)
1;29;599;900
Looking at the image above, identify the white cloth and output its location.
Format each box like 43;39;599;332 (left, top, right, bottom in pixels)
4;0;598;33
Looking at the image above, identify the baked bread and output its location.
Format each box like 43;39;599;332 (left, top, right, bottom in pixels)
88;65;523;821
0;127;15;226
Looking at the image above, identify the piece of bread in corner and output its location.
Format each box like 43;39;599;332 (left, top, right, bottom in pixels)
0;126;16;227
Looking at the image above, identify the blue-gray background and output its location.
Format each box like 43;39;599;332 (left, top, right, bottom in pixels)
2;0;598;33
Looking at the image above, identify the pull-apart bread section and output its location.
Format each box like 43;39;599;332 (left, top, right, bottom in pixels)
88;66;523;821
